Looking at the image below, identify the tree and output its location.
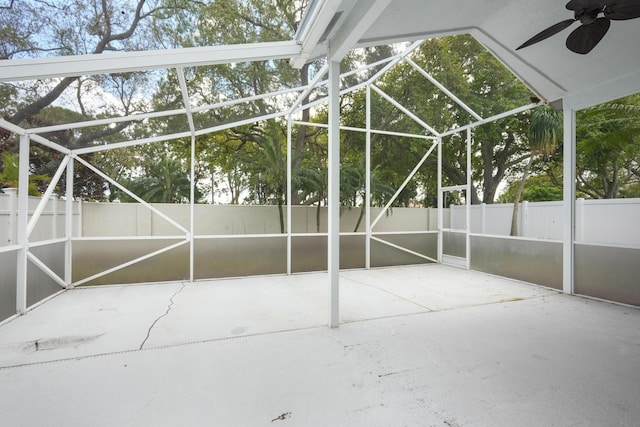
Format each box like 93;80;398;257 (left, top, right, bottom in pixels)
497;175;563;203
1;0;186;199
532;94;640;201
153;0;326;206
510;106;562;236
0;152;50;196
575;95;640;199
340;163;395;232
2;0;170;126
209;120;288;231
342;35;535;207
115;143;200;203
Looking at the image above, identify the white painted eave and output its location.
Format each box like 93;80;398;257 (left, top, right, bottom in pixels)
295;0;640;109
291;0;342;69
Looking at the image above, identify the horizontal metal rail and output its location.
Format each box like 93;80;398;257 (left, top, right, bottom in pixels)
28;238;68;247
290;120;434;140
441;185;467;192
73;236;186;241
441;102;539;137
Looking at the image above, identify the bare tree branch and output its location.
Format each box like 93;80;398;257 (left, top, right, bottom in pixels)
0;0;15;10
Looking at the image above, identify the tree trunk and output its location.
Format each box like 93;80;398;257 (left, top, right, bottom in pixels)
8;0;152;126
353;205;364;232
510;153;534;236
9;77;77;125
278;197;285;234
291;64;310;205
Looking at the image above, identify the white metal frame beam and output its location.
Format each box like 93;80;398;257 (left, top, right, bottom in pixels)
28;86;305;135
562;102;576;295
327;57;340;328
0;41;301;82
16;135;30;314
370;140;438;229
177;67;197;282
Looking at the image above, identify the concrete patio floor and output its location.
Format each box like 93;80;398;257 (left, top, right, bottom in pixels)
0;264;639;426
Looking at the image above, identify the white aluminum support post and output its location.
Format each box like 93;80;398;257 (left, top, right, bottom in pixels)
16;135;29;314
465;128;472;270
176;67;196;282
52;194;58;240
65;157;74;287
189;134;196;282
437;136;443;263
365;84;372;270
328;58;341;328
562;103;576;295
287;116;293;275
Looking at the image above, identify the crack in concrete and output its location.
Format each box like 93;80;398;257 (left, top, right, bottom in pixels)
341;274;434;311
139;282;186;350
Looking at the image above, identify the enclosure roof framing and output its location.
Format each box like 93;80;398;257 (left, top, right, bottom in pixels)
1;33;538;154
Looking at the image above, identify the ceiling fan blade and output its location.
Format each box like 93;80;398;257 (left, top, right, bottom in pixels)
604;0;640;20
566;17;611;53
516;19;576;50
566;0;606;12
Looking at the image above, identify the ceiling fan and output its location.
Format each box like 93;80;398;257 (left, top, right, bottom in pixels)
516;0;640;54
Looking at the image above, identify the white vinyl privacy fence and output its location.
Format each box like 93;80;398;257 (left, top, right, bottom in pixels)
2;193;638;247
448;198;640;246
0;189;81;246
1;193;639;322
443;198;639;307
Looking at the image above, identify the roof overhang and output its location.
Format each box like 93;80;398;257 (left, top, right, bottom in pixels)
293;0;640;110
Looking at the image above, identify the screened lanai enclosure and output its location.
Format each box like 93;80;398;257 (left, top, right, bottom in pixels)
1;0;640;425
0;35;547;322
2;0;639;327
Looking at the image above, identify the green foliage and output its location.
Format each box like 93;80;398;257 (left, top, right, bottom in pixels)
5;0;637;211
340;35;534;205
575;93;640;199
0;152;50;196
530;106;562;157
498;175;563;203
115;144;201;203
1;0;186;200
503;95;640;202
